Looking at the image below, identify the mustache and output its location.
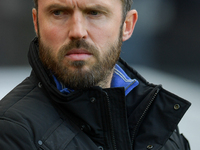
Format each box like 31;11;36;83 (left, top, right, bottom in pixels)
59;39;99;56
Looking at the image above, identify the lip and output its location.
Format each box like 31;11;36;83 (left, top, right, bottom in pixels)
65;49;92;61
66;49;92;55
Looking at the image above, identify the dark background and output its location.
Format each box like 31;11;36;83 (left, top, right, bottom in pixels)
0;0;199;84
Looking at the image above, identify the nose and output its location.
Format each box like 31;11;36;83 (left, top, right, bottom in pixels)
68;12;87;40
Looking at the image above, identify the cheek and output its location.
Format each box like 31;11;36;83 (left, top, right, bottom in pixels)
90;24;120;50
40;22;67;50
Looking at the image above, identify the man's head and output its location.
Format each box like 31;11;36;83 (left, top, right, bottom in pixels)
32;0;137;89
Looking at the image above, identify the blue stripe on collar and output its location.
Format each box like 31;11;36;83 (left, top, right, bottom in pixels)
52;75;73;94
53;64;139;96
111;64;139;96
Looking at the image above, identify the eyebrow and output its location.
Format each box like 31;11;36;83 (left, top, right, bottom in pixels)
84;4;111;13
45;4;72;12
45;3;111;14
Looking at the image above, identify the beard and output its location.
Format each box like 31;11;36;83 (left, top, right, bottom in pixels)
38;34;122;90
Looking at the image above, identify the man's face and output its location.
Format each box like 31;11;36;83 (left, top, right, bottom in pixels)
33;0;125;89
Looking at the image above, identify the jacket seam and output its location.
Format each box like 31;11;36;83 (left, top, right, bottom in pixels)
2;85;37;116
0;117;37;150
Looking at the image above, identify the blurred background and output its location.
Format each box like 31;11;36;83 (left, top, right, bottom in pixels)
0;0;199;149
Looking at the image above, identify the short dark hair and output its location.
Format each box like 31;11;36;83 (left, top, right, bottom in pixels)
33;0;133;19
33;0;38;10
121;0;133;19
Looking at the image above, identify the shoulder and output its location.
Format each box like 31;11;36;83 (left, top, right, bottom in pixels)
0;72;57;120
0;72;61;147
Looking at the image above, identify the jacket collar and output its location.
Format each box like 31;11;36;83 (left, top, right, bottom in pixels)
53;64;139;96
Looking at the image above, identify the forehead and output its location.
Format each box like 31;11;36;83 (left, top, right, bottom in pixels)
38;0;122;9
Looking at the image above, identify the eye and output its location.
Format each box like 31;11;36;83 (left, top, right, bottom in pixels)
88;11;99;16
53;10;63;16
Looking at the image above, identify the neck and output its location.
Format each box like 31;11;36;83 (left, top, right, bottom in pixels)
96;68;114;89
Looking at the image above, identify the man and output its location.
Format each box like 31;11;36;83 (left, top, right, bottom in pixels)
0;0;191;149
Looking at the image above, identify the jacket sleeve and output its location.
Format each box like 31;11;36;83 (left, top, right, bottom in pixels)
0;119;37;150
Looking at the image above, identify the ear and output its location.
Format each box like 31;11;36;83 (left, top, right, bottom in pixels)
122;9;138;42
32;8;38;36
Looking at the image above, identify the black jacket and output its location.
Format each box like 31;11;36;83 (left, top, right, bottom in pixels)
0;38;191;150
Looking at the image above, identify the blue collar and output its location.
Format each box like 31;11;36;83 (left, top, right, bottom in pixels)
111;64;139;96
53;64;139;96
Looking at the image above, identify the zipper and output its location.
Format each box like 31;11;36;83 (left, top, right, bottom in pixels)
103;91;117;150
131;87;160;148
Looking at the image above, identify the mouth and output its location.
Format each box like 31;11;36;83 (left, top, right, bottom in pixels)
65;49;92;61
